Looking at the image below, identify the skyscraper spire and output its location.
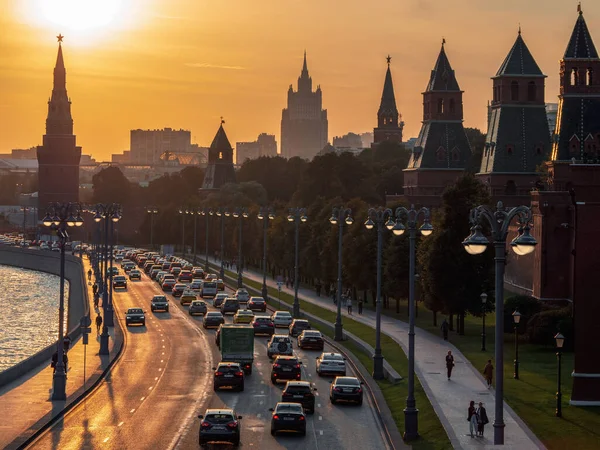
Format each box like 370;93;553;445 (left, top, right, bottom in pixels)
46;34;73;135
298;50;312;92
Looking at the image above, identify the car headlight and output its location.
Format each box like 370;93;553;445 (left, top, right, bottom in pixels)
126;316;131;320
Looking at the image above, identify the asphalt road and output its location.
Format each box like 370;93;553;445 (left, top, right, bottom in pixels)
29;268;389;450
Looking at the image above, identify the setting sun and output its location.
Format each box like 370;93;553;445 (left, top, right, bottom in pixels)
39;0;122;30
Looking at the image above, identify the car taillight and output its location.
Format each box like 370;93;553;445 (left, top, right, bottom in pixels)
227;421;238;429
272;415;279;420
305;393;312;397
253;322;259;327
235;371;244;377
215;371;223;376
296;374;301;378
295;364;300;369
357;388;362;393
201;422;212;429
334;387;342;392
273;364;280;368
299;416;305;421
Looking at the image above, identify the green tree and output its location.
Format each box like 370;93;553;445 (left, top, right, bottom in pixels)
92;166;133;205
464;127;486;173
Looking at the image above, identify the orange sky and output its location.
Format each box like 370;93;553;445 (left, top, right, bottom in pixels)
0;1;598;161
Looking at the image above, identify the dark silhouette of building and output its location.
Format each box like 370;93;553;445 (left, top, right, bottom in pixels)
403;40;472;207
202;121;236;190
236;133;277;164
373;56;404;145
281;52;328;160
477;29;551;206
37;35;81;216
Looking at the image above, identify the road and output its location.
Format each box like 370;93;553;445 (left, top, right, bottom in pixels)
30;266;389;450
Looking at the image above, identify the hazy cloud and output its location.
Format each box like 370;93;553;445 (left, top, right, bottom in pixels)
185;62;246;70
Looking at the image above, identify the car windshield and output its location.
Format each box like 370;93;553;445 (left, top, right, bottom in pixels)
191;301;204;306
115;276;125;280
335;377;360;386
295;321;309;327
275;312;291;318
256;317;271;323
303;331;321;337
323;353;344;361
285;385;311;394
207;312;222;318
203;282;216;288
251;298;265;303
239;310;252;315
153;296;166;301
205;413;234;424
273;337;289;343
275;404;303;413
128;308;143;314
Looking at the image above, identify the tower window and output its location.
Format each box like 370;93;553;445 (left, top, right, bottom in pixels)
587;68;593;86
389;117;394;125
571;68;579;86
437;98;444;114
510;81;519;101
451;147;460;161
219;152;223;159
506;144;514;155
527;81;536;101
436;146;446;161
449;99;456;113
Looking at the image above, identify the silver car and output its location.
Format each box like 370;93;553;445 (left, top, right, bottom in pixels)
316;352;346;376
189;300;208;316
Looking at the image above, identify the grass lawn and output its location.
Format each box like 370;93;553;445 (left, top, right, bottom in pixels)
217;265;451;449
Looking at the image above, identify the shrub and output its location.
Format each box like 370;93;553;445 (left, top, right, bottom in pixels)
503;295;543;333
526;307;573;349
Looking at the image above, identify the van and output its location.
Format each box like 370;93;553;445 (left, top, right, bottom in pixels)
201;281;218;298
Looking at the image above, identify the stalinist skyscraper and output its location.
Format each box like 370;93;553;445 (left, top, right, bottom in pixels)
280;52;328;160
37;35;81;214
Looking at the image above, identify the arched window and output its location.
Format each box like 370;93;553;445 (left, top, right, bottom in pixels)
389;117;394;125
437;98;444;114
449;99;455;113
527;81;536;101
436;146;446;161
219;152;223;159
505;180;517;195
570;135;580;155
510;81;519;101
571;68;579;86
587;68;593;86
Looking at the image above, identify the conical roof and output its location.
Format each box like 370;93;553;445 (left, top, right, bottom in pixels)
55;44;65;69
210;123;233;150
426;43;460;91
496;32;544;76
378;65;398;114
564;10;599;59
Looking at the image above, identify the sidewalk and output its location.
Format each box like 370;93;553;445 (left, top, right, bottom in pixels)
210;257;545;449
0;257;122;450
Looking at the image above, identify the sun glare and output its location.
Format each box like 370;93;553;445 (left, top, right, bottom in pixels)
39;0;123;31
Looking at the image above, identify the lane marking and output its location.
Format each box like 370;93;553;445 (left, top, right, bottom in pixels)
318;403;321;407
140;396;145;401
103;437;110;443
130;409;135;413
155;377;159;381
118;421;124;427
148;386;153;390
320;430;323;435
319;415;322;421
315;392;319;396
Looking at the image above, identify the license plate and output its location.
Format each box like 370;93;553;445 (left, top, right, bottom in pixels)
282;367;291;372
293;395;303;398
283;417;294;421
309;339;316;342
213;425;226;430
224;374;233;378
343;388;353;393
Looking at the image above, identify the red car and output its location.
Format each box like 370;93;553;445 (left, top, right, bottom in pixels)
178;270;193;282
162;279;176;291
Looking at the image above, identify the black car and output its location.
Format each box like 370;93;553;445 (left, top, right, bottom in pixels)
271;355;302;384
213;294;228;308
112;275;127;289
203;312;225;329
289;319;311;337
221;298;240;315
129;269;142;281
281;381;317;414
269;402;306;436
252;316;275;336
150;295;169;312
247;297;267;312
213;362;245;391
125;308;145;326
297;330;324;350
198;409;242;447
329;376;364;405
172;283;187;297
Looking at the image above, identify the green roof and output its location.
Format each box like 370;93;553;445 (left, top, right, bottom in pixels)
496;33;543;76
564;12;599;59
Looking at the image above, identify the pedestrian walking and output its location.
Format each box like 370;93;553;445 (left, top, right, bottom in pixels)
358;299;363;315
446;350;455;380
347;297;353;315
92;283;98;296
63;334;72;352
87;268;92;283
94;292;99;309
95;314;103;334
315;282;322;297
483;359;494;388
467;400;478;438
476;402;489;437
441;318;449;340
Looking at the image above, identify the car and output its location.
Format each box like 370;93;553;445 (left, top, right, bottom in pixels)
281;381;317;414
170;267;182;277
316;352;346;376
203;312;225;329
151;295;169;312
252;316;275;335
213;293;228;307
190;279;203;291
106;266;119;277
267;334;293;359
129;269;142;281
200;281;218;298
215;324;223;347
112;275;127;289
168;261;182;271
329;376;363;405
271;355;302;384
150;268;162;280
192;267;205;278
172;283;187;297
123;262;136;272
272;311;293;328
234;288;250;303
182;263;193;271
198;408;242;447
162;279;176;291
178;270;193;282
233;309;254;324
297;330;324;350
125;308;145;326
217;279;225;291
247;297;267;312
205;274;217;281
180;290;196;305
221;298;240;315
189;299;207;316
155;271;168;283
269;402;306;436
213;362;245;391
289;319;311;337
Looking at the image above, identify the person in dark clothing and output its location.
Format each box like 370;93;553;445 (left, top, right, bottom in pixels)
92;283;98;296
446;350;455;380
476;402;489;437
63;334;72;352
358;299;363;315
483;360;494;388
51;351;68;374
95;314;103;334
87;269;92;282
468;400;477;438
441;319;449;341
315;282;321;297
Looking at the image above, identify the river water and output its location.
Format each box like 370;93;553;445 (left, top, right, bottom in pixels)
0;265;69;372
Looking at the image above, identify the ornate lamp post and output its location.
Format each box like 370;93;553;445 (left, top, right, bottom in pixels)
481;292;488;351
42;203;83;400
201;208;212;272
555;333;565;418
288;208;308;318
178;209;188;257
258;207;275;300
147;207;158;249
512;310;521;379
364;208;396;380
329;207;353;341
462;201;537;445
232;208;249;288
391;205;433;441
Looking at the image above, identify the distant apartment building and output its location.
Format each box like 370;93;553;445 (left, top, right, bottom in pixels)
333;133;363;149
546;103;558;137
236;133;277;164
360;132;374;149
129;128;194;164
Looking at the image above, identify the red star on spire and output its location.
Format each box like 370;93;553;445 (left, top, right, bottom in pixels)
57;34;64;43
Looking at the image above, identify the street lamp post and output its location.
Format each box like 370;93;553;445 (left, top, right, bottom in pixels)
190;210;198;265
288;208;308;318
147;208;158;249
42;203;84;400
21;206;30;244
392;205;433;441
329;207;353;341
258;207;275;301
513;310;521;380
364;208;396;380
215;208;229;280
481;293;488;351
462;201;537;445
178;209;187;257
555;333;565;418
201;208;212;272
233;208;249;288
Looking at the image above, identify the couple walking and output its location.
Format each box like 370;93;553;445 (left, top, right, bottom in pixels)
468;401;489;437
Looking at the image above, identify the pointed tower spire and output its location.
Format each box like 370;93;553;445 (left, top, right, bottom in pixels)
564;6;598;59
298;50;312;92
496;30;543;76
374;55;403;145
203;120;237;190
46;34;73;135
302;50;308;74
426;41;460;91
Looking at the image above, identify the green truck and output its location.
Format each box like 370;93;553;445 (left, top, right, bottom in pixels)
220;324;254;375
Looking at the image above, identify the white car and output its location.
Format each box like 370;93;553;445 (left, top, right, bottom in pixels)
235;288;250;303
267;334;293;359
271;311;293;328
316;352;346;376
